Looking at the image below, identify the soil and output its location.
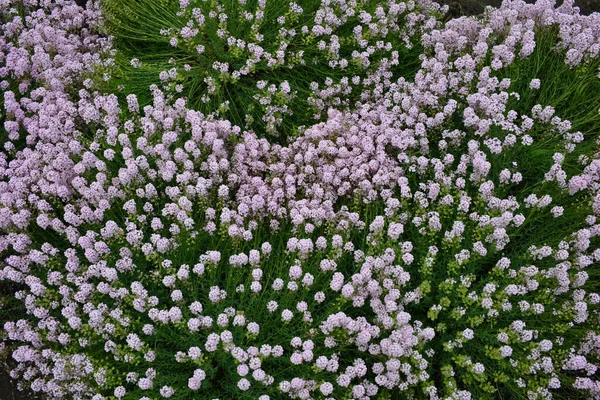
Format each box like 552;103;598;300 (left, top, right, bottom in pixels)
0;371;36;400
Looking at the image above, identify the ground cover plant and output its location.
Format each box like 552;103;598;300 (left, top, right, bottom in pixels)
99;0;441;141
1;0;600;399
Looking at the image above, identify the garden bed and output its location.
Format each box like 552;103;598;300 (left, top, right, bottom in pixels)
2;1;600;399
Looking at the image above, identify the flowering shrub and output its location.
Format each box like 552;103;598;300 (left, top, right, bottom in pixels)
1;0;600;399
100;0;443;139
0;0;111;153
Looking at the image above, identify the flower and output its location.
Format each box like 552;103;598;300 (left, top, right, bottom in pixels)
160;386;175;398
281;309;293;322
237;378;251;391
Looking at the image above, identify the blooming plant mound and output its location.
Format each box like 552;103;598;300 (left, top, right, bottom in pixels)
100;0;442;140
1;0;600;400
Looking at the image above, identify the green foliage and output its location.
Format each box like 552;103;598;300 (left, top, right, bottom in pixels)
100;0;426;142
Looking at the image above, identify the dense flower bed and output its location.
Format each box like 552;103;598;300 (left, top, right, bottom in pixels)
1;0;600;399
